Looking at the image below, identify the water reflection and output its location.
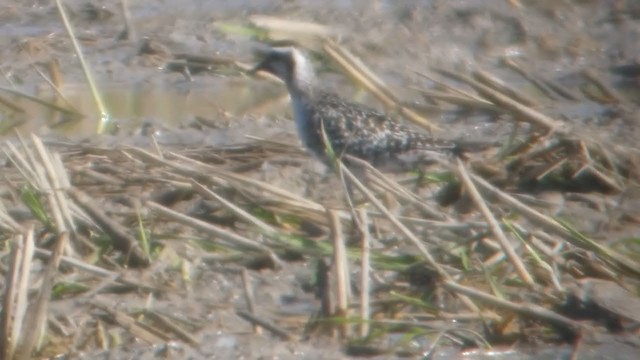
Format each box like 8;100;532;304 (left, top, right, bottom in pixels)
0;77;282;139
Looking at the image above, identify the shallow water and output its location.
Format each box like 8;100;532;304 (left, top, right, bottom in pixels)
1;0;639;359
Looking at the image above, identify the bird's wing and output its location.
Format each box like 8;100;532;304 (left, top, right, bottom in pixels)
312;92;455;158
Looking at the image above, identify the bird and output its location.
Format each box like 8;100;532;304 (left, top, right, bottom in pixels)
250;46;461;170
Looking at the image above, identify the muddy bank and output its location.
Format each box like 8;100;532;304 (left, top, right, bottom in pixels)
0;1;639;359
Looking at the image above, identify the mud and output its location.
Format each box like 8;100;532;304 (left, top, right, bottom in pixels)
1;0;639;359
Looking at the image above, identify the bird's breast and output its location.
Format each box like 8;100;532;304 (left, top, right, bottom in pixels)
290;96;324;156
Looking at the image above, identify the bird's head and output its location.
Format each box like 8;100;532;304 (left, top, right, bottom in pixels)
250;47;315;88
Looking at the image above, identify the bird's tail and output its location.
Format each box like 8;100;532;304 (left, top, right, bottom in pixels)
450;139;499;156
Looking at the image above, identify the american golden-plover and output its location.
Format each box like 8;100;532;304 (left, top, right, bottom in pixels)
251;47;460;168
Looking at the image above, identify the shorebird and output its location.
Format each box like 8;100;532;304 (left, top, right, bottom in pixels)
250;46;459;170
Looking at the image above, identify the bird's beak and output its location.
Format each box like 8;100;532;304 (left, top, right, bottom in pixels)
247;63;259;76
247;49;268;76
247;66;259;76
248;58;267;76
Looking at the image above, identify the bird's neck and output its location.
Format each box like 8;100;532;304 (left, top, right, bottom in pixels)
286;78;314;117
286;76;314;98
285;77;319;153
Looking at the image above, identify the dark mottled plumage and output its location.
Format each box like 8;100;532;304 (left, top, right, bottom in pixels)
299;90;457;165
252;47;457;167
